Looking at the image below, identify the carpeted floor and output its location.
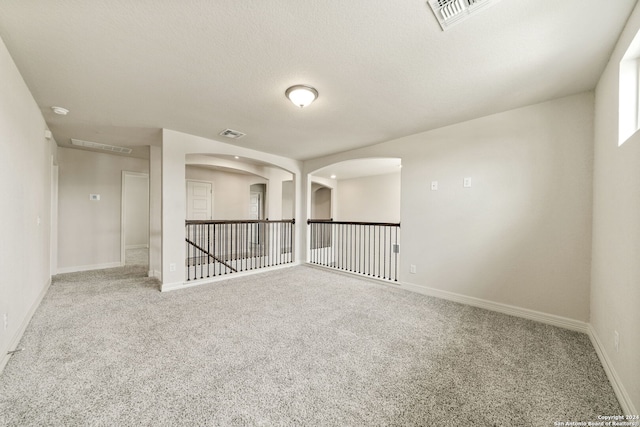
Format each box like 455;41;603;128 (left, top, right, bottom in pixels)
0;264;621;426
125;247;148;266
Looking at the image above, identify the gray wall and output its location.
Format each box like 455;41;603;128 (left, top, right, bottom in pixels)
305;92;594;323
124;173;149;248
185;166;267;220
336;172;400;223
57;147;149;272
313;187;332;219
0;35;57;367
591;1;640;413
282;180;295;219
149;146;162;279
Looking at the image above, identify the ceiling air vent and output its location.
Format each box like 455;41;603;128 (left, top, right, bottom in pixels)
70;139;133;154
219;129;246;139
428;0;502;31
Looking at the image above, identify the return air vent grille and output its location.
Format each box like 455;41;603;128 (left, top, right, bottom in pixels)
70;139;132;154
219;129;246;139
428;0;502;31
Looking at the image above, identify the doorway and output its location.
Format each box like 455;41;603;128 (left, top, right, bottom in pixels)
121;171;149;267
312;186;332;219
249;183;266;220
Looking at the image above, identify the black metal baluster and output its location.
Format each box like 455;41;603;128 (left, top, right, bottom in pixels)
357;224;362;274
377;226;381;278
257;222;261;269
186;224;190;281
223;223;227;275
366;225;370;276
341;223;344;271
317;222;321;265
270;222;274;267
320;222;323;266
395;226;399;281
312;222;316;264
218;222;221;275
348;224;354;272
197;223;201;279
352;224;356;272
278;222;282;265
250;222;254;270
384;226;387;280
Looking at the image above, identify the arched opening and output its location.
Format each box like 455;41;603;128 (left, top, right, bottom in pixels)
183;154;296;282
311;185;332;220
307;157;401;281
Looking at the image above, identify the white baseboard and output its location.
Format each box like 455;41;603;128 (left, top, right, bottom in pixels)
587;324;638;415
161;263;298;292
396;280;589;333
126;244;149;250
57;262;123;274
148;270;162;280
0;278;51;374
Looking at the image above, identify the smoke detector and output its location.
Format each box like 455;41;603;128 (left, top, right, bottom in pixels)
219;129;246;139
428;0;502;31
70;139;132;154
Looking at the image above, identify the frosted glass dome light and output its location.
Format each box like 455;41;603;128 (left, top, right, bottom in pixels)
285;85;318;108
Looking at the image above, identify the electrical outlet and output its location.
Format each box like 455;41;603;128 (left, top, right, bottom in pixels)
3;313;7;331
614;330;619;352
410;264;416;274
169;263;176;272
463;177;472;188
431;181;438;191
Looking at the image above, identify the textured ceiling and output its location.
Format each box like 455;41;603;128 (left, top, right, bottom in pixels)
0;0;636;160
313;158;402;181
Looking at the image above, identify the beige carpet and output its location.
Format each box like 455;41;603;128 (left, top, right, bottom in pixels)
0;265;622;426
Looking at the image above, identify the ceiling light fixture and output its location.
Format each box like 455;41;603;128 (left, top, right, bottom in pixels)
51;106;69;115
285;85;318;108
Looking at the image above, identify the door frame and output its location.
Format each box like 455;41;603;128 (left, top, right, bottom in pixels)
50;158;58;275
121;171;150;266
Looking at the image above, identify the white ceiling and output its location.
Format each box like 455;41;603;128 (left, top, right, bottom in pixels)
0;0;636;160
312;158;402;181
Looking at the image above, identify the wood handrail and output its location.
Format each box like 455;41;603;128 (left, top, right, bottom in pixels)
307;219;400;227
186;219;295;225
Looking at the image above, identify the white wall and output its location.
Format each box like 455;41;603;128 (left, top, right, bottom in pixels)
186;166;267;220
57;147;149;272
149;146;162;279
0;35;56;369
591;2;640;414
336;172;400;222
282;180;294;219
312;186;332;219
305;93;594;323
123;173;149;248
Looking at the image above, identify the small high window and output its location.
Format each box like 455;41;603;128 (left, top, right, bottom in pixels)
618;30;640;146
